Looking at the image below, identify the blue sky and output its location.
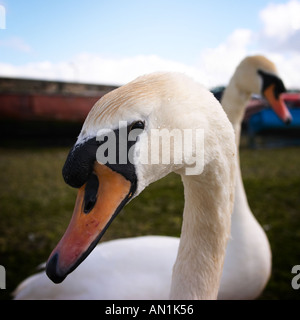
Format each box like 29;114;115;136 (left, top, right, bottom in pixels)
0;0;299;87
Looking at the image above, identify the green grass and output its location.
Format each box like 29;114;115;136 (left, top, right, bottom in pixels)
239;145;300;299
0;141;299;300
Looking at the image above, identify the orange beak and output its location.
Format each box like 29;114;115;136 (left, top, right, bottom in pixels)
263;84;292;124
46;162;133;283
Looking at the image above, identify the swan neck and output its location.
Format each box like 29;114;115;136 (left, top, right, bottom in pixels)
222;76;252;213
234;154;250;210
221;79;251;144
170;167;233;299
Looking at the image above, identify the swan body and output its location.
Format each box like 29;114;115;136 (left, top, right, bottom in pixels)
14;72;236;300
14;236;178;300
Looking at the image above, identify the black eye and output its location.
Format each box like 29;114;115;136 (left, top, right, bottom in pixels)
130;121;145;131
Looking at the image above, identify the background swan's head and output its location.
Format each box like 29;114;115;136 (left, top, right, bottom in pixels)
232;55;279;94
227;55;291;124
46;72;236;284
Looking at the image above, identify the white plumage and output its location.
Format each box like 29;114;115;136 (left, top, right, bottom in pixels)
14;236;178;300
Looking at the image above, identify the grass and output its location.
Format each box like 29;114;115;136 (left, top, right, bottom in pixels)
239;144;300;299
0;135;299;300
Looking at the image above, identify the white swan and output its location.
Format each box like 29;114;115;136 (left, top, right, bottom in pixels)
218;55;291;299
14;72;236;300
14;57;291;300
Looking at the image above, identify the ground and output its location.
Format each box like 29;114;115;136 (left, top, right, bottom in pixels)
0;131;299;300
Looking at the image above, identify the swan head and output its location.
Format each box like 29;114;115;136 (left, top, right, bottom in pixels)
46;72;235;284
227;55;292;124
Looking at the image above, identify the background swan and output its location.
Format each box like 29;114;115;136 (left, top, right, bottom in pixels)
15;72;236;300
218;55;291;299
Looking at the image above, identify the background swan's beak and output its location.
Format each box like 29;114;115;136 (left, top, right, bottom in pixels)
46;163;132;283
263;84;292;124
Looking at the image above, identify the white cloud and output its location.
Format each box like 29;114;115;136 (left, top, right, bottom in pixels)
193;0;300;88
259;0;300;51
0;30;253;89
0;53;203;86
262;52;300;89
251;0;300;88
70;53;202;86
196;29;254;87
